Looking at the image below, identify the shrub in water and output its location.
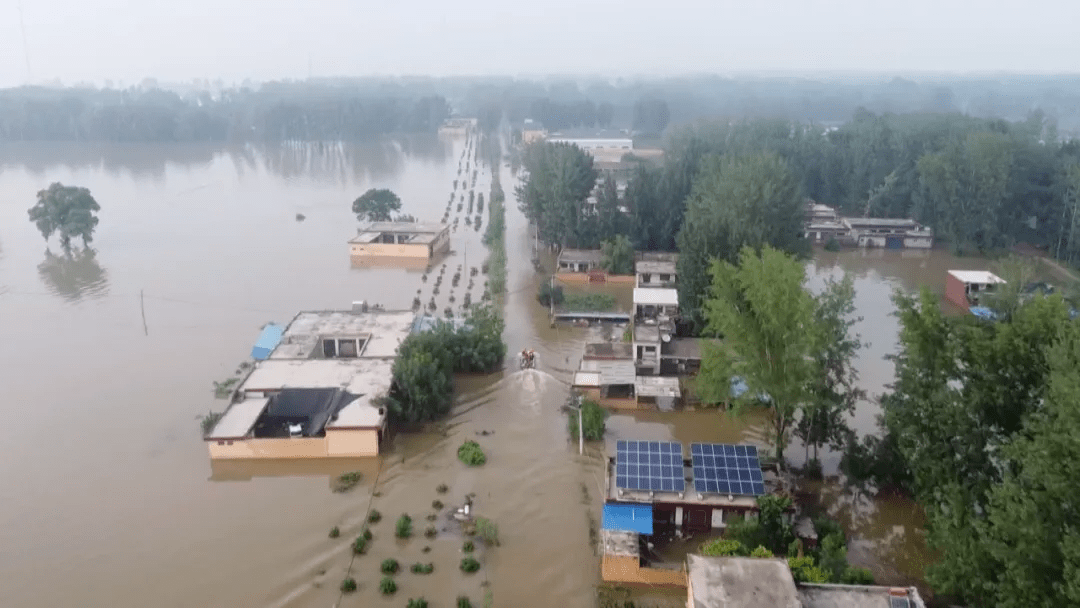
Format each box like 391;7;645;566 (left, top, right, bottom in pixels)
460;556;481;573
395;514;413;538
436;483;449;494
474;517;499;546
381;558;400;574
425;526;437;539
407;599;429;608
328;526;340;538
362;527;372;540
700;538;745;557
457;597;474;608
432;499;444;510
352;535;368;554
411;562;435;574
368;509;382;523
379;576;397;595
462;540;475;553
457;440;487;466
340;577;357;593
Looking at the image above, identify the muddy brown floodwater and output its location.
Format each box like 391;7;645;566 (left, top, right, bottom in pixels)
0;136;1000;607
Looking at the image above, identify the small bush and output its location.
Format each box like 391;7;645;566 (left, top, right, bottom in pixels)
789;556;830;583
328;526;340;538
422;546;431;553
841;566;876;585
352;535;368;554
199;410;224;434
457;596;474;608
475;517;499;546
536;282;564;308
368;509;382;523
436;483;449;494
341;577;357;593
411;562;435;574
561;292;615;312
332;471;363;493
824;236;841;252
700;538;745;557
460;556;481;573
750;545;773;558
568;399;608;442
462;540;475;553
425;513;437;521
407;599;429;608
425;526;437;539
395;514;413;538
379;576;397;595
432;500;444;510
362;527;373;540
457;440;487;466
381;558;400;574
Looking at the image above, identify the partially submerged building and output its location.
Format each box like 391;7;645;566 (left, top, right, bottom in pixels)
548;129;634;153
349;221;450;260
802;202;933;249
573;343;638;408
633;287;679;375
205;305;415;460
686;555;927;608
606;441;767;536
556;248;604;274
945;270;1005;312
636;255;678;289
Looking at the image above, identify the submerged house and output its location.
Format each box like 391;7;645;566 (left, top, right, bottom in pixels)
802;202;933;249
945;270;1005;312
573;343;638;407
349;221;450;260
557;248;604;274
205;305;415;460
635;253;678;289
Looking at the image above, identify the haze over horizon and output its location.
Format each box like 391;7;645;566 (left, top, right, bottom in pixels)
2;0;1079;88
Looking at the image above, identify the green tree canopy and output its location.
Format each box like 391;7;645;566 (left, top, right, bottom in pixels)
352;188;402;222
676;152;807;331
27;183;101;250
515;142;597;248
696;245;821;465
600;235;635;275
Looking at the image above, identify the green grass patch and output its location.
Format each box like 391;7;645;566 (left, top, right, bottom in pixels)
462;540;474;553
198;410;223;435
379;576;397;595
381;558;400;574
331;471;363;493
407;599;429;608
341;577;357;593
561;292;617;312
474;517;499;546
352;535;368;554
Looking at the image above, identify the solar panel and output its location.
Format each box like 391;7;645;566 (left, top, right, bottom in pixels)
615;440;685;493
690;443;765;496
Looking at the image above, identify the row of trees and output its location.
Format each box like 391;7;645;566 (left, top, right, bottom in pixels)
0;86;450;141
842;289;1080;607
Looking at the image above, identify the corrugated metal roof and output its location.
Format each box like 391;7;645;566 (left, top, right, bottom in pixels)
594;360;636;385
633;288;679;306
948;270;1005;285
602;503;653;534
573;371;601;387
635;376;681;398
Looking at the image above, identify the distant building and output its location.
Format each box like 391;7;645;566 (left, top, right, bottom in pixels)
802;202;933;249
521;119;546;144
438;117;475;136
557;248;604;273
548;128;634;156
636;253;678;289
945;270;1005;312
205;304;415;460
349;221;450;260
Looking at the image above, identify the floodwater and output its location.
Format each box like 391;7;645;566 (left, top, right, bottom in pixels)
0;135;993;607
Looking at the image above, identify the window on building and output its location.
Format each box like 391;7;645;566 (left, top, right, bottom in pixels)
642;273;652;284
659;273;671;282
338;339;358;358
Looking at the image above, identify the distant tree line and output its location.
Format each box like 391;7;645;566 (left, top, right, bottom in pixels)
0;84;450;142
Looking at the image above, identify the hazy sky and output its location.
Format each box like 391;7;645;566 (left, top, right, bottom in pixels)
2;0;1079;87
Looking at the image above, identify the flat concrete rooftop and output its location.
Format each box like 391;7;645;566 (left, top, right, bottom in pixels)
558;248;604;265
206;397;270;440
601;529;640;558
241;358;394;395
688;555;801;608
636;260;677;274
270;310;415;359
584;342;634;360
798;584;926;608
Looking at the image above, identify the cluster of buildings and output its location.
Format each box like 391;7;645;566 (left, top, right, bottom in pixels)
204;303;427;460
804;202;933;250
565;252;704;410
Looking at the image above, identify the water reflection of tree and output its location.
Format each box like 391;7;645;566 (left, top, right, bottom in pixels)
0;142;219;180
251;136;450;186
37;248;110;302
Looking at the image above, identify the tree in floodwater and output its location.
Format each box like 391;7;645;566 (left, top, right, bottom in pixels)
27;183;101;251
600;234;635;275
696;246;822;467
352;188;402;222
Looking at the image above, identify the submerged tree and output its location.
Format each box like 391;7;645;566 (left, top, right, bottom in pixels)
600;234;635;275
352;188;402;223
27;183;101;250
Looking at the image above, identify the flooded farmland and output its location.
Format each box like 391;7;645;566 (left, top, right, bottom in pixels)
0;136;996;607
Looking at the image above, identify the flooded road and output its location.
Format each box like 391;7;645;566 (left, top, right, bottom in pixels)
0;137;994;606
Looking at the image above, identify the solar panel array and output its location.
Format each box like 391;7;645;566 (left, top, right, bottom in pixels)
690;443;765;496
615;440;686;493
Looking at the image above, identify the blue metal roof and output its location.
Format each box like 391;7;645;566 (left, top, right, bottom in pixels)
251;323;285;360
602;503;653;535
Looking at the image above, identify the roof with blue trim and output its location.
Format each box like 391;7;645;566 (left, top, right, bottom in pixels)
602;503;653;534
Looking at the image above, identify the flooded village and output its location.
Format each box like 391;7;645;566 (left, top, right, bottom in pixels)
0;116;1072;608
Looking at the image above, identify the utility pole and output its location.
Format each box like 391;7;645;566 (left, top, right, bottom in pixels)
549;273;555;318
